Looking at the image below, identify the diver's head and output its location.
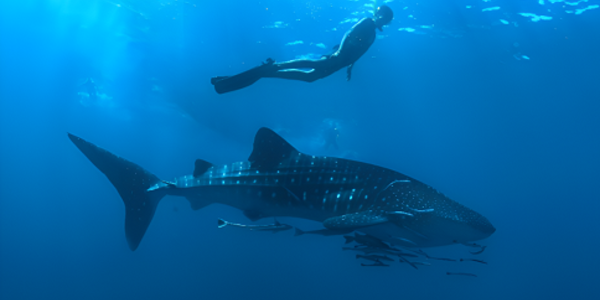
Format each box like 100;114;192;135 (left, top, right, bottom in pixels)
373;5;393;31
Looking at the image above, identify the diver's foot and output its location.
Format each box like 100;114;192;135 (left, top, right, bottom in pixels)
211;76;230;85
262;58;275;66
259;58;276;74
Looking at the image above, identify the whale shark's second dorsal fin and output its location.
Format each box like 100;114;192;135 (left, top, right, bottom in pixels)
248;127;299;170
193;159;213;177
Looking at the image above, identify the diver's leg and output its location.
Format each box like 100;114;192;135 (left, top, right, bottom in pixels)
210;76;229;85
211;59;275;94
263;58;335;83
262;69;325;83
272;58;327;69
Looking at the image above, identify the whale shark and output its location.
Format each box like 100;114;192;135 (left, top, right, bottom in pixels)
68;127;495;251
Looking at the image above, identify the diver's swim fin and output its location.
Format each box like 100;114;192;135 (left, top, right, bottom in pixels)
212;59;275;94
210;76;230;85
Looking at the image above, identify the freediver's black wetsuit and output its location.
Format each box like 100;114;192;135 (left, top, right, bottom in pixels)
211;17;378;94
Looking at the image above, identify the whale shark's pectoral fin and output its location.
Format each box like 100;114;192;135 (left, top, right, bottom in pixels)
193;159;213;177
323;212;389;230
248;128;300;170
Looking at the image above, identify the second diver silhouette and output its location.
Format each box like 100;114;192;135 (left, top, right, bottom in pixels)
211;5;394;94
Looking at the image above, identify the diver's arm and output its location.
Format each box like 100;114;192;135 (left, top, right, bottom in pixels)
346;64;354;81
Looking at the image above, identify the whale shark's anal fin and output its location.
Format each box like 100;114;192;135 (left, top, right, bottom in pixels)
68;133;165;251
248;128;300;170
323;212;389;230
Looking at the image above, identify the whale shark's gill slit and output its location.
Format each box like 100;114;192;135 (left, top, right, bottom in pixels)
387;211;414;217
375;179;411;200
281;185;301;203
408;207;435;214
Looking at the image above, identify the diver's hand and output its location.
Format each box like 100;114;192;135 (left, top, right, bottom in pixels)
346;64;353;81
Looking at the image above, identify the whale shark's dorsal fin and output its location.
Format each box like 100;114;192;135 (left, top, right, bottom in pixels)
193;159;213;177
248;127;299;170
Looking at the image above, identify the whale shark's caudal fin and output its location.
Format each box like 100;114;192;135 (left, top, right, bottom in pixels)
68;133;165;251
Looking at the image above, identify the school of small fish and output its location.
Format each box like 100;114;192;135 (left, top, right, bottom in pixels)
218;218;488;277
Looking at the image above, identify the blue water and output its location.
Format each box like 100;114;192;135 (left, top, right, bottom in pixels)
1;0;599;299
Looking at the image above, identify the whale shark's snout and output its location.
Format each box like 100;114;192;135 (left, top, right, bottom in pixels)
453;209;496;242
405;203;495;247
479;217;496;237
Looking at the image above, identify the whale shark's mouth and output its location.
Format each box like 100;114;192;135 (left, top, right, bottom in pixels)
358;215;495;248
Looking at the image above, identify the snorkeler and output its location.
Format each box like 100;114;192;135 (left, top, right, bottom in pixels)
323;126;340;150
81;78;98;102
211;5;394;94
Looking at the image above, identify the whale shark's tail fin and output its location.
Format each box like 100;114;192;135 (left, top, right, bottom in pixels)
68;133;165;251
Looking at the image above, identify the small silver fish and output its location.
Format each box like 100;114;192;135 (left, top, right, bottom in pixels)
360;260;389;267
469;246;487;255
446;272;477;277
399;260;431;267
460;258;488;265
458;241;483;248
344;232;391;249
427;256;457;262
398;255;419;270
294;227;353;236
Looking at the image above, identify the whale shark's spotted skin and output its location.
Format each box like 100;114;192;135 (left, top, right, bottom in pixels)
69;128;495;251
174;155;417;219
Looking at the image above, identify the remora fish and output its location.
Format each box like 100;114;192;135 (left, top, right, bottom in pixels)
446;272;477;277
342;246;399;255
294;227;353;237
217;218;292;233
399;260;431;267
361;260;389;267
344;232;391;249
469;246;487;255
68;127;495;251
344;246;419;259
460;258;488;265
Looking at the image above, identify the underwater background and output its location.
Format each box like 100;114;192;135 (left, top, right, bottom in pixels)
1;0;599;299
